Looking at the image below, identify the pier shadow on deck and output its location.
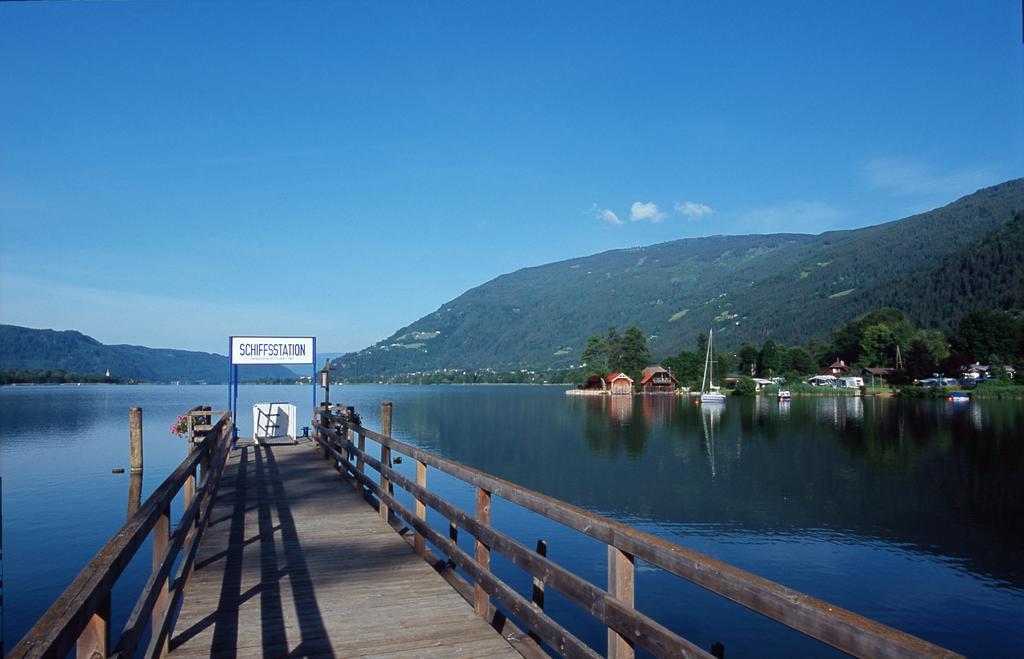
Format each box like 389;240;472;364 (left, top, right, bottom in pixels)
169;443;519;658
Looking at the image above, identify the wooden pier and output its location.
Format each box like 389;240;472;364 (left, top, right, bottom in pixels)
169;443;518;657
11;404;962;659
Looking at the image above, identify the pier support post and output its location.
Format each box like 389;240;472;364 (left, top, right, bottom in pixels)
608;546;635;659
379;402;393;522
129;407;143;473
127;473;143;520
127;407;143;519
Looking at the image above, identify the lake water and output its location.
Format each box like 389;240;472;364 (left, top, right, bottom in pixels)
2;384;1022;656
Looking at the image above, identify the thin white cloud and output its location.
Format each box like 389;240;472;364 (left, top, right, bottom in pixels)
864;158;998;198
738;201;843;234
592;203;623;225
674;201;714;219
629;201;665;223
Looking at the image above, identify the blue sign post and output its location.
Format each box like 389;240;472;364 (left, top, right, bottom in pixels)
227;336;317;441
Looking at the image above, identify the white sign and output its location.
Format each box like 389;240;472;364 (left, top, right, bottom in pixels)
231;336;314;365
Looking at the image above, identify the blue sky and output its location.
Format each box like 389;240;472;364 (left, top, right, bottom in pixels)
1;2;1022;354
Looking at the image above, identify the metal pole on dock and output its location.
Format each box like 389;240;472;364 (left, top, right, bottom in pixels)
319;359;331;406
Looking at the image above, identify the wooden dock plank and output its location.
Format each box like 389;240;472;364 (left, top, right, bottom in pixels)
170;443;519;658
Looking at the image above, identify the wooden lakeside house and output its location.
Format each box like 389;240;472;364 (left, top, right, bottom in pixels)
863;366;897;386
640;365;678;394
822;359;850;377
606;371;634;395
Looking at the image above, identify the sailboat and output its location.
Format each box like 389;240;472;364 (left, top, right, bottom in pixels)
700;328;728;404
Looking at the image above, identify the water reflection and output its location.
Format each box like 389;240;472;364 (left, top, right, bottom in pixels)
814;395;864;429
0;385;118;446
701;403;722;478
6;385;1024;656
568;392;1024;590
580;395;647;458
610;392;634;424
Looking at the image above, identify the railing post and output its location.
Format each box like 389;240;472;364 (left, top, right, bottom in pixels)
414;459;427;555
76;592;110;659
357;431;366;477
475;486;492;617
152;503;171;657
183;427;196;526
608;545;636;659
529;539;547;644
318;405;330;460
379;402;393;522
448;521;458;567
326;406;336;462
199;417;214;486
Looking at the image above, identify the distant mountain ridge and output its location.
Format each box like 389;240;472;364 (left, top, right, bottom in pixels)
0;325;296;383
334;178;1024;377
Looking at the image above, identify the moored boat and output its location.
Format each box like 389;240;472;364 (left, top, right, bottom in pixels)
699;328;727;405
777;389;792;401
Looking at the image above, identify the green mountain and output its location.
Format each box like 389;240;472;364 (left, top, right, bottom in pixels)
0;325;296;383
877;210;1024;325
286;352;342;376
334;179;1024;377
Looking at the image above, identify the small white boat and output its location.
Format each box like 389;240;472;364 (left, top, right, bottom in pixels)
701;388;727;404
699;329;727;405
777;390;792;401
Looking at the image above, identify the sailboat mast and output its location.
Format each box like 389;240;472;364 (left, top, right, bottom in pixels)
701;329;713;393
709;329;715;384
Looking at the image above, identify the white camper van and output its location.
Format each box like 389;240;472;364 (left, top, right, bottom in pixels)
838;376;864;388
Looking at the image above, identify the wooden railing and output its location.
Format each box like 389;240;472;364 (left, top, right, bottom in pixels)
313;404;960;659
10;408;234;659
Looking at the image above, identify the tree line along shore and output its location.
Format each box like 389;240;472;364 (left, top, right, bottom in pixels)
8;307;1021;397
338;307;1024;398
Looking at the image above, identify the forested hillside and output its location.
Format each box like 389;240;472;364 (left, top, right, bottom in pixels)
0;325;295;382
876;212;1024;326
333;179;1024;377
